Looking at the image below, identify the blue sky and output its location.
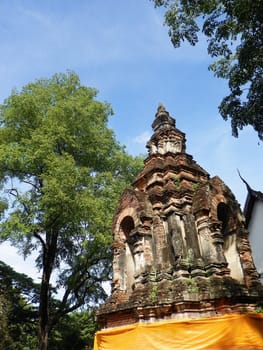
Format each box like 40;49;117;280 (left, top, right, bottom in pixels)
0;0;262;279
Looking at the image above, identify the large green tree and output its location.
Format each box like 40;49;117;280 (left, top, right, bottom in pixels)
0;72;142;350
152;0;263;140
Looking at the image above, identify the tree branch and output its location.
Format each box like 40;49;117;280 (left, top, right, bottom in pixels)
33;230;46;249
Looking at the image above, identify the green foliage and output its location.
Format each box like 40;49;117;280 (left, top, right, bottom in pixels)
192;182;202;193
149;270;158;303
149;283;158;303
49;309;97;350
254;306;263;314
184;278;199;293
0;293;12;348
0;260;39;349
0;71;143;349
0;260;99;349
152;0;263;140
174;177;181;189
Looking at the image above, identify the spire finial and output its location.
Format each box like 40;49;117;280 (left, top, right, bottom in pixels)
157;103;166;114
152;104;175;131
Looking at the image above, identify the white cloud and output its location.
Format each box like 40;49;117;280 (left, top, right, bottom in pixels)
122;130;151;156
133;131;151;144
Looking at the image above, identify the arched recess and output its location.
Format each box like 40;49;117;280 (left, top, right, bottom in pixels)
217;202;243;282
217;203;230;236
119;216;135;292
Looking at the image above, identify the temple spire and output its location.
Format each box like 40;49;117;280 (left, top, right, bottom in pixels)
152;103;175;132
147;105;185;155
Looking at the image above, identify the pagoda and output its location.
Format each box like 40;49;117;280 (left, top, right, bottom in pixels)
97;106;262;329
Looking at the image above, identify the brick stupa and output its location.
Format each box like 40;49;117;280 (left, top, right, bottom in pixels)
97;106;262;328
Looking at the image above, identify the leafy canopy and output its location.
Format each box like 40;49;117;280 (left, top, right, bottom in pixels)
0;260;39;349
0;71;143;348
152;0;263;140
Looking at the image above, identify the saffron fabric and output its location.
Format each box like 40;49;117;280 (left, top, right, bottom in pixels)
94;313;263;350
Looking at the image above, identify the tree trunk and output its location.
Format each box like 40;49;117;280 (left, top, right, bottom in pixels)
37;230;58;350
38;325;49;350
38;264;51;350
